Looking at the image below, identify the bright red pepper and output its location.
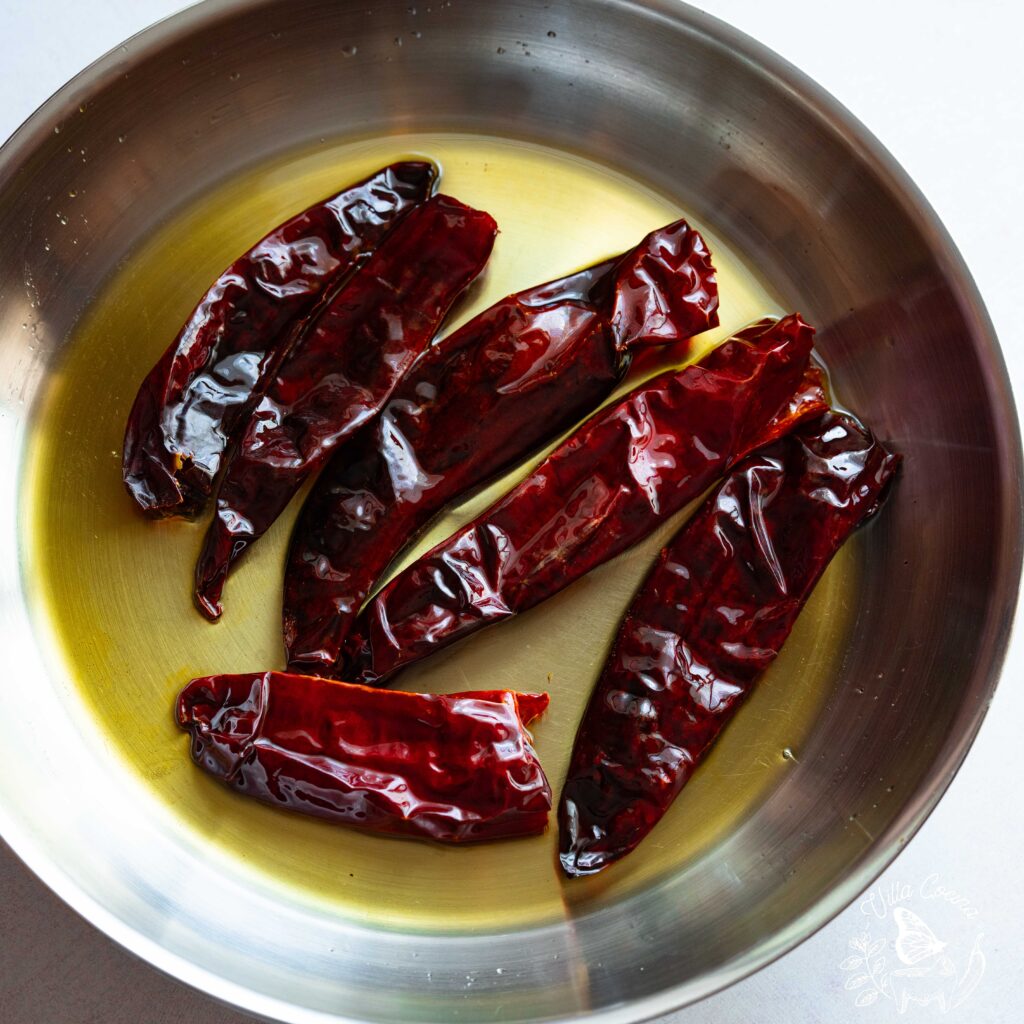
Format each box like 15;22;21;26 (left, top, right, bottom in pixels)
558;411;899;875
283;219;719;672
176;671;551;843
193;194;497;620
341;314;822;685
122;162;437;518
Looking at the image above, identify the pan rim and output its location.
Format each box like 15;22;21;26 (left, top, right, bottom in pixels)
1;1;1020;1021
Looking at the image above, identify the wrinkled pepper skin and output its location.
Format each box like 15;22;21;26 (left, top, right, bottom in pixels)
283;218;719;671
176;671;551;843
123;162;438;518
740;363;828;457
342;314;820;685
558;411;899;876
194;195;498;620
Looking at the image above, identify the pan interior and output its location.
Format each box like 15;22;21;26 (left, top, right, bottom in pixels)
24;131;856;932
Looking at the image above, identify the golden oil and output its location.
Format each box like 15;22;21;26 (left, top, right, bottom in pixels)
24;134;855;932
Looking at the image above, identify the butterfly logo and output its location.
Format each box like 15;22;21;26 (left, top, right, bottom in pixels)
841;899;985;1014
893;907;947;965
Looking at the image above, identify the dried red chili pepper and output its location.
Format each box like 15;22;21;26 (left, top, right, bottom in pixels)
744;363;828;455
176;671;551;843
341;314;822;685
194;194;498;620
123;161;438;518
558;411;899;875
283;218;719;671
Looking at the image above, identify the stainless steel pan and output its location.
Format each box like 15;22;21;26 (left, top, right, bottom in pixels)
0;1;1019;1022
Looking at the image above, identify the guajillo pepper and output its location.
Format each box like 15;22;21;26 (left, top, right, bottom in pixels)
194;195;497;620
176;671;551;843
123;161;438;518
283;218;719;671
558;411;899;875
341;314;822;685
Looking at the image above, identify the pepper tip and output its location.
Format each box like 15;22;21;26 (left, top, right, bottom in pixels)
193;591;223;622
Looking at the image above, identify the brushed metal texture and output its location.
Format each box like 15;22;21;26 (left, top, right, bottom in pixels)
0;1;1019;1022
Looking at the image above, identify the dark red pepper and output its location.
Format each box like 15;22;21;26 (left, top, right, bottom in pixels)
341;314;822;685
194;194;498;620
744;363;828;455
558;411;899;875
176;671;551;843
122;162;438;518
283;219;719;671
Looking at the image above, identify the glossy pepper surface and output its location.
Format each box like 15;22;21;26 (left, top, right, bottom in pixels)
283;218;719;671
176;671;551;843
123;161;437;518
341;314;820;685
558;411;899;875
194;194;498;620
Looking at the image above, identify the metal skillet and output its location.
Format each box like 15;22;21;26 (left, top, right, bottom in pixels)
0;1;1019;1021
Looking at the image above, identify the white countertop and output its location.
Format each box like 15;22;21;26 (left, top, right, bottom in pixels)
3;2;1022;1022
